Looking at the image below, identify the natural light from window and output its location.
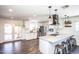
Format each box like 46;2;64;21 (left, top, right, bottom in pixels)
4;24;12;40
75;22;79;31
29;20;38;31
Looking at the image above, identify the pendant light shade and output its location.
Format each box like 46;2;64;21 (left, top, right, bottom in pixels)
64;15;72;27
48;6;52;24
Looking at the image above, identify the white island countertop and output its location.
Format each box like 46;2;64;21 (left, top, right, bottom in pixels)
39;34;73;43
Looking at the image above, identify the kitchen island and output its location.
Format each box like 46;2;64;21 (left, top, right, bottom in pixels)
39;34;73;54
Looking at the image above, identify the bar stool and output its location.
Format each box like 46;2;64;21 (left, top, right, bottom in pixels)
70;37;77;51
54;44;65;54
66;39;71;53
61;41;69;54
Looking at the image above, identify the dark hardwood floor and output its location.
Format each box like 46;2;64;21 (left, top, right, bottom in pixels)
0;39;40;54
1;39;79;54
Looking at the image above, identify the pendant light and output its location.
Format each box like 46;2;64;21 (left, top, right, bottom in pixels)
48;6;52;24
67;16;72;24
52;9;59;25
64;15;72;27
64;15;67;24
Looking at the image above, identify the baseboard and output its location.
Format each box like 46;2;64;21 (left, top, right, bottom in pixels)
0;38;38;44
0;40;23;44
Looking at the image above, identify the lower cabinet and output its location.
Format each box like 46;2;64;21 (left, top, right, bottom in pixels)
26;33;37;40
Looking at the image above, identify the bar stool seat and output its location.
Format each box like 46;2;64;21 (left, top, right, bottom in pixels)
54;44;65;54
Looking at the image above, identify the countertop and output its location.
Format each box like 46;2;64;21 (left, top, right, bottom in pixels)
39;34;73;43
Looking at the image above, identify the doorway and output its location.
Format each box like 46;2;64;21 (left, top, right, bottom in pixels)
4;24;13;41
4;23;22;42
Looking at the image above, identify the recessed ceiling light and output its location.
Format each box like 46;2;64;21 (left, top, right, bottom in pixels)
9;9;13;12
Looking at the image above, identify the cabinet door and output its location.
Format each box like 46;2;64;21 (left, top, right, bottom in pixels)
39;39;54;54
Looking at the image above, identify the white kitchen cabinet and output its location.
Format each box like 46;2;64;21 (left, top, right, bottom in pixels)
26;33;37;40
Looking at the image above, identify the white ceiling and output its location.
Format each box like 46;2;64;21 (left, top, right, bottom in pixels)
0;5;79;21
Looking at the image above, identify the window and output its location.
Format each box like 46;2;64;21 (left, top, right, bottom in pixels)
75;22;79;31
14;26;21;39
29;20;38;31
4;24;12;40
4;23;22;41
